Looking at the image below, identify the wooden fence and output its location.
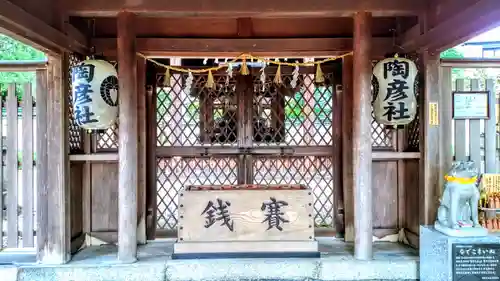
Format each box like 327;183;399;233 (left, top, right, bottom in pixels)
0;83;38;249
440;60;500;178
451;78;496;173
0;61;46;249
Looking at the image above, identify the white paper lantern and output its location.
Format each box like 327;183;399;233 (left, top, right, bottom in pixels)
71;59;118;130
372;57;418;126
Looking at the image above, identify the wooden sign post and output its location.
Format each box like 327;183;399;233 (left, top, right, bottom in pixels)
452;91;490;120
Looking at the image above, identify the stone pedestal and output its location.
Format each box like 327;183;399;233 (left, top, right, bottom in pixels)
434;222;489;237
420;225;500;281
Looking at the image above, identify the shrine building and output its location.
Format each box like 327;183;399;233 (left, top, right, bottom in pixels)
0;0;499;280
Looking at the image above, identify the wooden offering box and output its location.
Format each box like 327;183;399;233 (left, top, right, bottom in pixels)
173;184;319;259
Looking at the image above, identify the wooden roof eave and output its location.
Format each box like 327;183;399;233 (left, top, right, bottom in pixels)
91;37;395;59
397;0;500;54
0;0;89;56
65;0;424;17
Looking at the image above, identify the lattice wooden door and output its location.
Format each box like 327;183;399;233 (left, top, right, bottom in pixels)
154;65;340;235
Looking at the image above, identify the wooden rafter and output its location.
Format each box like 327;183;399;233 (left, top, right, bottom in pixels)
66;0;423;17
0;0;88;54
398;0;500;53
84;17;419;38
91;37;394;57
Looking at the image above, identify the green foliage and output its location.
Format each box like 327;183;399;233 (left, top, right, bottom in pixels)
440;47;465;59
187;102;199;117
440;47;466;79
156;88;172;120
16;151;37;170
156;86;334;124
285;92;306;120
313;87;333;120
0;34;46;97
286;87;333;121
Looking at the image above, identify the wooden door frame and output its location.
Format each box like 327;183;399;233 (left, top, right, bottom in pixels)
145;62;344;239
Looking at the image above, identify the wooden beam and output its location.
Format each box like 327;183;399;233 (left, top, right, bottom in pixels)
485;79;496;173
82;134;92;235
69;153;119;162
333;82;344;236
0;60;47;71
137;55;147;245
397;24;421;51
352;11;373;261
6;84;18;248
41;55;71;264
67;0;423;17
92;37;394;57
419;51;440;226
0;0;88;54
36;69;48;262
341;56;354;243
22;83;34;247
398;0;500;53
88;17;420;39
117;11;138;263
439;66;453;194
372;152;420;160
236;18;253;37
146;85;157;240
441;58;500;68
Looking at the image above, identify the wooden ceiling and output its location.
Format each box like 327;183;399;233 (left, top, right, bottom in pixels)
2;0;500;57
63;0;424;17
71;17;418;39
65;0;420;49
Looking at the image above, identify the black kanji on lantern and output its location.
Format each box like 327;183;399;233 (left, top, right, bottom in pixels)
72;64;95;83
73;83;97;125
201;198;234;231
74;84;93;104
383;101;410;121
74;105;98;125
374;58;415;124
72;63;98;126
384;79;409;102
261;197;289;231
383;59;409;79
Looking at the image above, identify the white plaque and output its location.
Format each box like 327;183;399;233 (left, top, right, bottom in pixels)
452;91;490;119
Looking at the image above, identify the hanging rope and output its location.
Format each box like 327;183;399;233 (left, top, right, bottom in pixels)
136;52;353;74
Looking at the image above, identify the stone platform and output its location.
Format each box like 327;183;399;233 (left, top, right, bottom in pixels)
420;225;500;281
0;238;418;281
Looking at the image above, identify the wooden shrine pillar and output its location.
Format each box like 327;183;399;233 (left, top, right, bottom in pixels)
352;11;373;261
419;51;441;225
137;55;147;245
342;55;354;242
117;11;138;263
38;55;71;264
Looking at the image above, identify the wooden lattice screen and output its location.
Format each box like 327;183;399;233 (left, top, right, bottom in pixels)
68;53;84;153
82;60;400;232
94;61;119;152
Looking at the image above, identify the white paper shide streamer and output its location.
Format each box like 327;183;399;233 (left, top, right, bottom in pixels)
291;65;300;89
184;71;194;93
225;63;234;86
226;63;234;78
260;62;267;91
